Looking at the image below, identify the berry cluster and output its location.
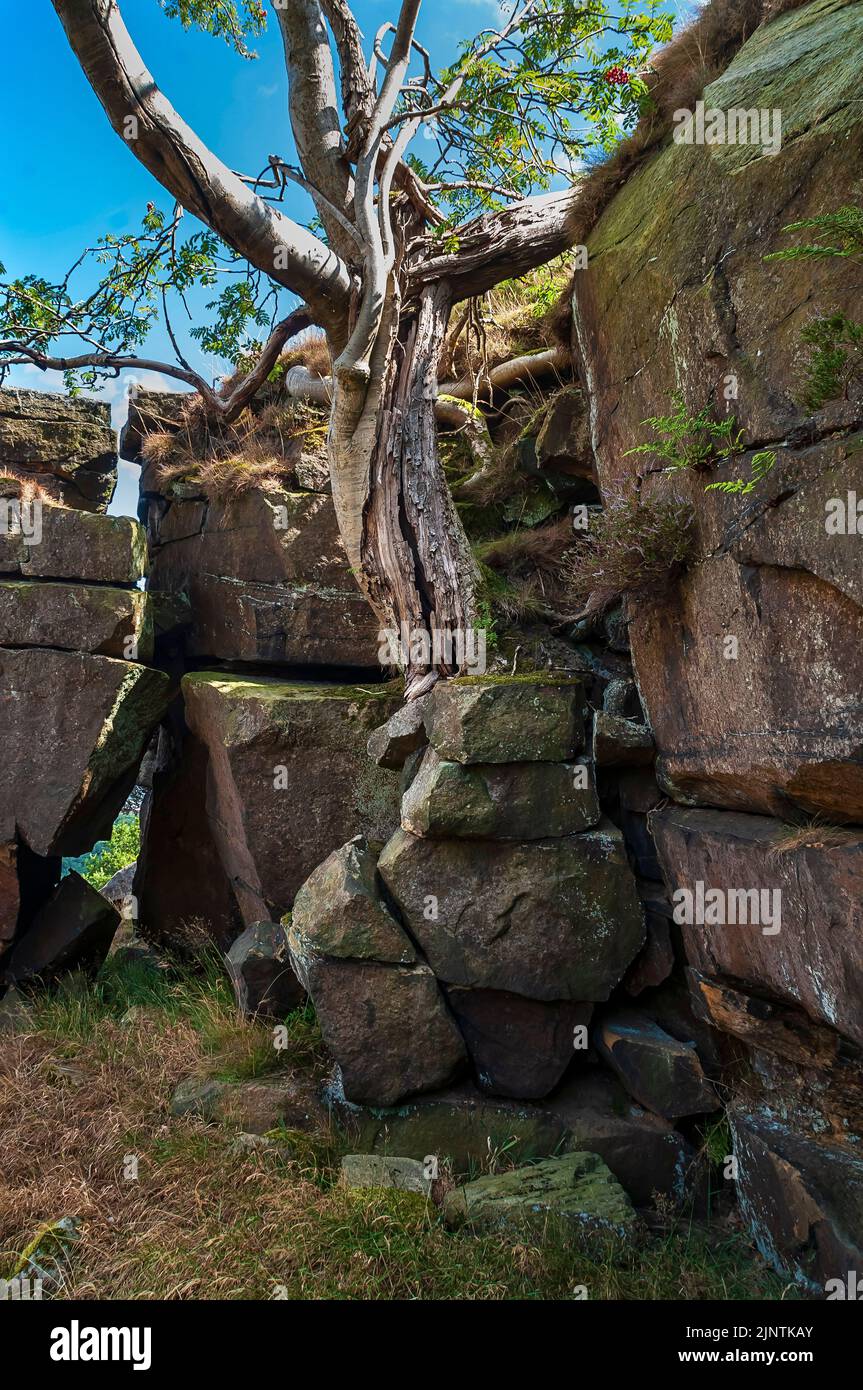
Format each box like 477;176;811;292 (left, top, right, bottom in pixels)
604;66;630;85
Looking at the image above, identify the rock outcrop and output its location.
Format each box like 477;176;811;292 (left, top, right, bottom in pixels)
0;390;117;511
567;0;863;1285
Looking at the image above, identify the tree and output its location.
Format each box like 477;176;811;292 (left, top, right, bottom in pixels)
1;0;672;696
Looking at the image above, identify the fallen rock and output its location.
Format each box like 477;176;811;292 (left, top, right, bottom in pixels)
340;1153;432;1196
0;581;153;660
652;806;863;1047
289;837;414;966
0;650;169;857
225;921;304;1018
378;823;644;1001
170;1074;328;1135
594;1010;717;1121
0;507;147;585
296;958;465;1107
688;969;840;1071
367;698;429;769
401;749;599;839
592;712;654;767
730;1108;863;1290
549;1070;695;1208
3;872;120;985
443;1151;636;1235
425;674;586;764
445;987;592;1100
182;674;401;924
0;389;116;510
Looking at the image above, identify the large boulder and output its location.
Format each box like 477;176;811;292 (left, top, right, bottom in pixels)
571;0;863;820
304;958;466;1107
0;390;116;511
0;650;169;857
145;485;380;668
2;872;120;985
287;837;463;1106
425;674;587;764
378;823;644;1001
0;507;147;585
182;675;402;925
0;581;153;660
652;806;863;1047
400;748;599;839
289;838;415;967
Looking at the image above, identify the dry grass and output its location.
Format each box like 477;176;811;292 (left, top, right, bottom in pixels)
560;490;694;617
141;379;328;502
0;956;797;1301
768;818;860;857
445;258;573;384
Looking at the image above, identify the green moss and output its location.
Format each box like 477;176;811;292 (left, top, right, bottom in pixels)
182;671;403;704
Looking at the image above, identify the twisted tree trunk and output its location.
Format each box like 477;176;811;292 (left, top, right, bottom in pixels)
329;280;480;697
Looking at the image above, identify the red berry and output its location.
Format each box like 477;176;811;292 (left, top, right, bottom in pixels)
604;66;630;86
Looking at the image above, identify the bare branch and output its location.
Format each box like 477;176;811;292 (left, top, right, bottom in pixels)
1;306;312;425
49;0;351;338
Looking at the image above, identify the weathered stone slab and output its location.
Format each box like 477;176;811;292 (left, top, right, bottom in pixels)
730;1108;863;1290
378;823;644;1000
0;581;153;660
425;674;586;764
170;1074;327;1135
134;731;242;951
443;1151;636;1235
146;487;380;667
337;1082;569;1174
652;806;863;1047
340;1153;431;1196
0;507;147;585
182;675;401;925
0;389;117;511
0;650;169;857
401;748;599;839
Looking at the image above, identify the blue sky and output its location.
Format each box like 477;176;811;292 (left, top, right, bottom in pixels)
0;0;688;514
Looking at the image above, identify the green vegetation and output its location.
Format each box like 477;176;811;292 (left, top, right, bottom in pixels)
0;954;798;1302
625;395;777;496
765;205;863;410
67;813;140;891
